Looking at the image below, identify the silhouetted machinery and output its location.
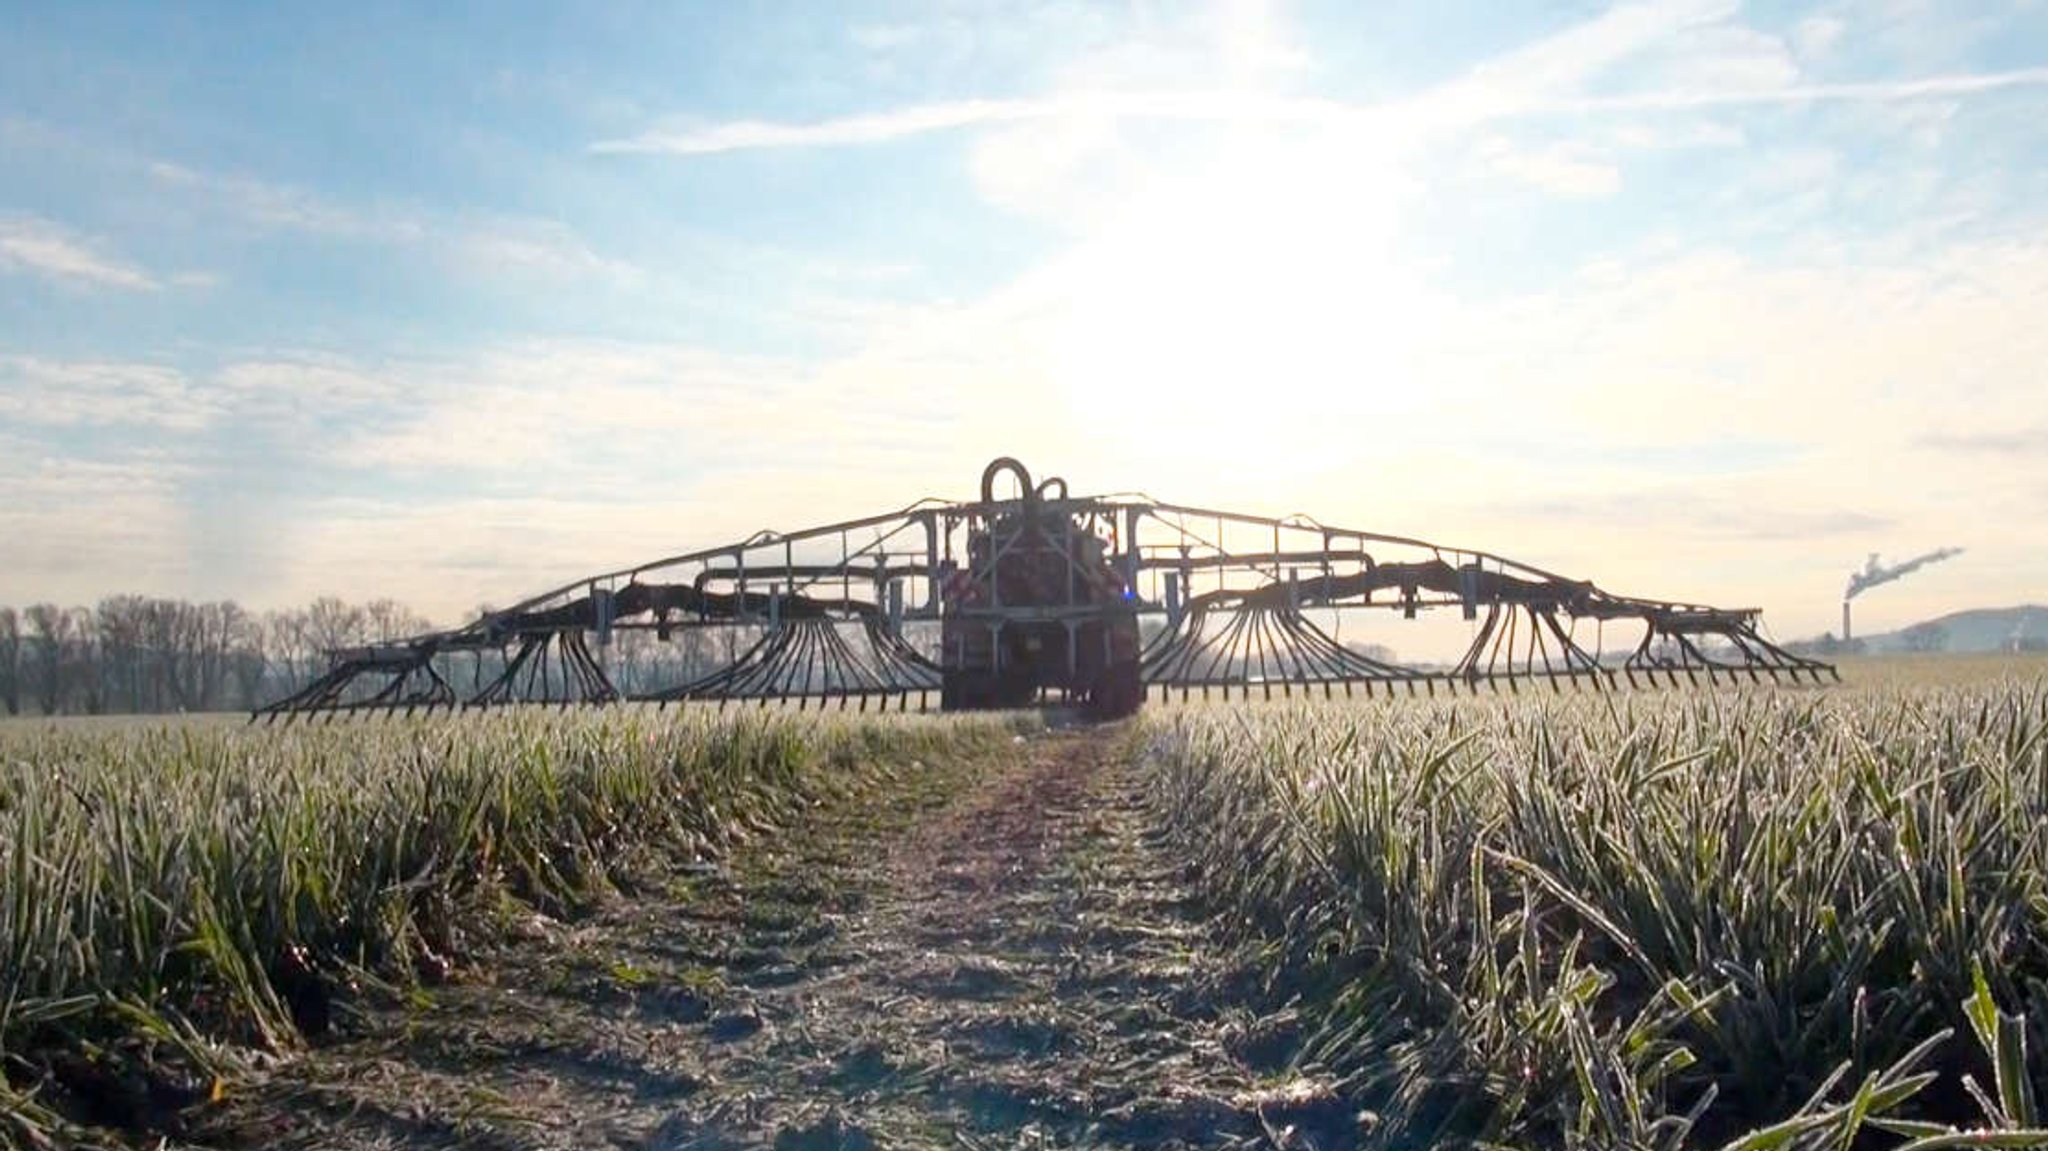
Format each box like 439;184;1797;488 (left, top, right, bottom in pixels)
939;458;1143;715
257;457;1835;721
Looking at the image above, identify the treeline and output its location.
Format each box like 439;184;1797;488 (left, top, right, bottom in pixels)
0;598;1412;718
0;597;865;716
0;597;435;717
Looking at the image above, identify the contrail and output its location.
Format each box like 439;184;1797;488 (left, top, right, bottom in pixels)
1844;547;1965;600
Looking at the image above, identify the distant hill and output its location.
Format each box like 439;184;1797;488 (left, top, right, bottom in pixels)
1858;605;2048;654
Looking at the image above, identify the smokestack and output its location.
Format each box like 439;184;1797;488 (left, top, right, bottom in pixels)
1842;600;1851;642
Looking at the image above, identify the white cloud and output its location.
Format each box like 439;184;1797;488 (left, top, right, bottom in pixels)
1553;66;2048;113
849;23;922;53
143;162;633;284
9;0;2047;643
0;356;214;429
1606;116;1747;150
1634;17;1799;94
1430;0;1740;112
146;161;429;243
1792;14;1847;60
209;356;416;439
444;218;640;283
6;210;2044;633
967;108;1135;228
0;215;159;291
590;0;1802;160
0;445;194;606
312;342;802;475
591;91;1370;156
593;0;2048;163
1200;0;1313;80
927;217;2048;635
1474;137;1622;197
1851;0;2012;72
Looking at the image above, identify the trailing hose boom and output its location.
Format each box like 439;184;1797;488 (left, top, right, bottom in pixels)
257;457;1833;721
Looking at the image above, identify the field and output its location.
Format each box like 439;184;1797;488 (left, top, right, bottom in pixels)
0;709;1036;1147
4;656;2047;1149
1143;661;2048;1147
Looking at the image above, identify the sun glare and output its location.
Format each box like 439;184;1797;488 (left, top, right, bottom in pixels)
1048;128;1432;471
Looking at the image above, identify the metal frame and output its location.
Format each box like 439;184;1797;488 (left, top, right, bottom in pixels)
254;458;1835;721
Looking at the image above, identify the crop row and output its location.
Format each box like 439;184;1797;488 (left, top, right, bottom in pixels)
0;707;1026;1146
1140;684;2048;1149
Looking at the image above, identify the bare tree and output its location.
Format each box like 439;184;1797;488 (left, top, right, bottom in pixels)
136;598;192;710
606;628;645;694
304;597;368;656
24;604;70;715
267;609;313;695
65;606;102;714
0;607;19;716
95;595;151;712
180;601;243;710
3;593;441;714
229;608;269;708
364;598;433;643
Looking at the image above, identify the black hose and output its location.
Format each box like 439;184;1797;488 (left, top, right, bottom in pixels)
980;456;1034;503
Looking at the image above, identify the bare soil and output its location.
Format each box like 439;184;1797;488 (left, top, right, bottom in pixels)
190;726;1352;1151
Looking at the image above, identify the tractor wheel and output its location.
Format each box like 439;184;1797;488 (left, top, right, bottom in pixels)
942;670;994;711
995;668;1039;710
1088;660;1143;719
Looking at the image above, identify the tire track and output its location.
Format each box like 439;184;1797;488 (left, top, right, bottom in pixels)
208;728;1350;1151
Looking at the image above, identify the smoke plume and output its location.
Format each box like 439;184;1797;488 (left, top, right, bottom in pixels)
1844;547;1965;600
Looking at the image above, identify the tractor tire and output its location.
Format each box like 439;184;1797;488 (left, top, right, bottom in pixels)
942;670;993;711
1088;660;1143;719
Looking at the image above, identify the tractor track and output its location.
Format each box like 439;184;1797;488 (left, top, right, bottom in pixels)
194;726;1353;1151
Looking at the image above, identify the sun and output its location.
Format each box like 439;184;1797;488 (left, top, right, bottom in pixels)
1045;125;1434;476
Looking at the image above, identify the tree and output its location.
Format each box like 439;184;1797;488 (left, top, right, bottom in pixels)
181;601;247;710
304;597;367;656
229;609;269;708
24;604;71;715
1;593;438;715
137;598;191;710
0;607;18;715
364;598;432;643
95;595;151;712
1354;642;1398;664
267;609;313;695
66;606;102;714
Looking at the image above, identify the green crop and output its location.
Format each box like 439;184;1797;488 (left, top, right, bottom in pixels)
0;705;1026;1144
1140;677;2048;1149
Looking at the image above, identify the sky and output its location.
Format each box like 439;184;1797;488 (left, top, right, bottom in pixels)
2;0;2044;646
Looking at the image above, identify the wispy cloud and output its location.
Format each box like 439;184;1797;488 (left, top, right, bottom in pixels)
0;442;198;605
1440;0;1738;106
144;161;635;282
1491;490;1892;541
1550;67;2048;113
590;92;1351;155
0;355;219;429
10;0;2048;632
146;161;416;241
444;219;640;283
1473;137;1621;198
593;67;2048;156
0;215;159;290
1916;428;2048;455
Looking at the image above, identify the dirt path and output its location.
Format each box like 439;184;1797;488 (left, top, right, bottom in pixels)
207;727;1350;1151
